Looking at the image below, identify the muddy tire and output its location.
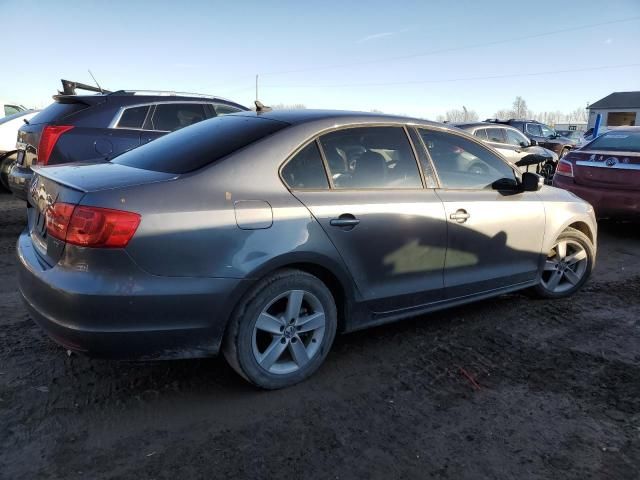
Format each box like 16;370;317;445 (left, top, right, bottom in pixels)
223;269;337;389
531;227;594;299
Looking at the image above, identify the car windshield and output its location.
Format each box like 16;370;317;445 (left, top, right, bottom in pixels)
584;131;640;153
112;114;289;173
0;109;35;125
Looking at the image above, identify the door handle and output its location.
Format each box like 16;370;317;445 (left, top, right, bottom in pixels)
450;209;470;223
330;214;360;229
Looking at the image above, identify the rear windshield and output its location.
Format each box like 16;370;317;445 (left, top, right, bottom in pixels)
112;114;289;173
585;131;640;153
29;101;90;124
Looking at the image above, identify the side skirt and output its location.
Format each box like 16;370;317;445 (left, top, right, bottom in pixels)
345;280;537;333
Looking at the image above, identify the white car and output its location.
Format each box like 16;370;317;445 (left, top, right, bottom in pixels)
0;110;39;190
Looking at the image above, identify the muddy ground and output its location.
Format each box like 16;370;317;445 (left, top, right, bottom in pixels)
0;190;639;479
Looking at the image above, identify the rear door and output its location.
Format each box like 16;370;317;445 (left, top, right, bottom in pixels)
287;126;448;313
416;127;545;298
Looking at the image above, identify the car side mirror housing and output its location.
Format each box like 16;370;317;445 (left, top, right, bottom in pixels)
522;172;544;191
519;141;529;148
529;139;538;146
491;177;520;191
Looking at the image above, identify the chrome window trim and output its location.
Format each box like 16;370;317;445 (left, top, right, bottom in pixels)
109;101;229;131
575;160;640;170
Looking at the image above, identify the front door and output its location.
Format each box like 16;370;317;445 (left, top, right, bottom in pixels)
416;127;545;298
288;126;448;313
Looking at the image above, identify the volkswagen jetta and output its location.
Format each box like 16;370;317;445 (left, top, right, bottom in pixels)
17;110;597;388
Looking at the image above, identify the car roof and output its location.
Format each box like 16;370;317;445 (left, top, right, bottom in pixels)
455;121;521;131
234;109;445;128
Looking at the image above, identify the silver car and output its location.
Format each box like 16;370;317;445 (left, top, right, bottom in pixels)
17;110;597;389
456;122;558;177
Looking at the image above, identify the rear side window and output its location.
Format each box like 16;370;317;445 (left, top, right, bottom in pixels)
214;104;243;116
151;103;207;131
112;115;288;174
486;128;506;143
4;105;22;116
29;102;89;124
282;142;329;190
116;105;150;129
319;126;423;189
526;123;543;136
585;131;640;153
474;129;488;140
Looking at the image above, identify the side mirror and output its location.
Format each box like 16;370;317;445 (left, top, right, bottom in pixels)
529;139;538;146
491;177;520;191
522;172;544;191
519;141;529;148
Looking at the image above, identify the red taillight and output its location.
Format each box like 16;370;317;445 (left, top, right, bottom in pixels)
45;203;140;248
37;125;74;165
555;159;574;178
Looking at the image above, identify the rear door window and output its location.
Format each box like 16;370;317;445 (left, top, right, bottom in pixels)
151;103;207;131
281;142;329;190
4;105;22;116
319;126;423;189
419;128;516;189
474;129;488;140
526;123;543;136
116;105;150;129
486;128;507;144
112;115;288;173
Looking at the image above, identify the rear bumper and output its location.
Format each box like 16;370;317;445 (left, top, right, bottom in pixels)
8;163;31;200
553;175;640;218
17;230;248;359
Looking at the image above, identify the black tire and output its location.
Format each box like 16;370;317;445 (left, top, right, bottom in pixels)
223;269;337;389
530;227;594;299
0;153;16;192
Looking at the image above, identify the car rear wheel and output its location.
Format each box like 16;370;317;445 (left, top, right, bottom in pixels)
0;153;16;192
532;227;594;299
223;269;337;389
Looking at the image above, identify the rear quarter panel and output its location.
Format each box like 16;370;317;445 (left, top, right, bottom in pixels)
79;123;355;289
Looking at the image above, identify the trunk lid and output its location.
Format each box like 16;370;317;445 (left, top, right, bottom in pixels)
27;163;176;266
569;150;640;190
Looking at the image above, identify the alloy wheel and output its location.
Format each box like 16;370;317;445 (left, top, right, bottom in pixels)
541;239;588;293
252;290;326;375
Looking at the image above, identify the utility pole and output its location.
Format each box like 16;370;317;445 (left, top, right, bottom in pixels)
255;74;259;102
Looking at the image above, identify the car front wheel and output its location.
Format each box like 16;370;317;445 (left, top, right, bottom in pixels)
223;269;337;389
532;227;594;299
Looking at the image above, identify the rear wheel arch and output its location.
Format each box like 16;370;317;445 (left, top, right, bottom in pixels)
236;255;354;334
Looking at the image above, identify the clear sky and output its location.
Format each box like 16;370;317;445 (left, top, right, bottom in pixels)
2;0;639;119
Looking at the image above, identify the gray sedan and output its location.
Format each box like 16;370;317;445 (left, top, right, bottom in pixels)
17;110;597;389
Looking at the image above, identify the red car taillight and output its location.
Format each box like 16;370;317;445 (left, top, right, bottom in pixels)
46;203;141;248
555;159;574;178
37;125;74;165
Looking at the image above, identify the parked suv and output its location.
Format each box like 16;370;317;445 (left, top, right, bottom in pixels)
486;119;577;158
8;80;248;200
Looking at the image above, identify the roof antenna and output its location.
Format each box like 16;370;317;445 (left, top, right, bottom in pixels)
255;100;272;113
88;69;104;93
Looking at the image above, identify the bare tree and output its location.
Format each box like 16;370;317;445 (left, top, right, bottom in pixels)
270;103;307;110
493;109;513;120
437;107;479;123
512;96;529;119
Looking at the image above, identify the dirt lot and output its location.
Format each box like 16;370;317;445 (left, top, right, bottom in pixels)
1;191;639;480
